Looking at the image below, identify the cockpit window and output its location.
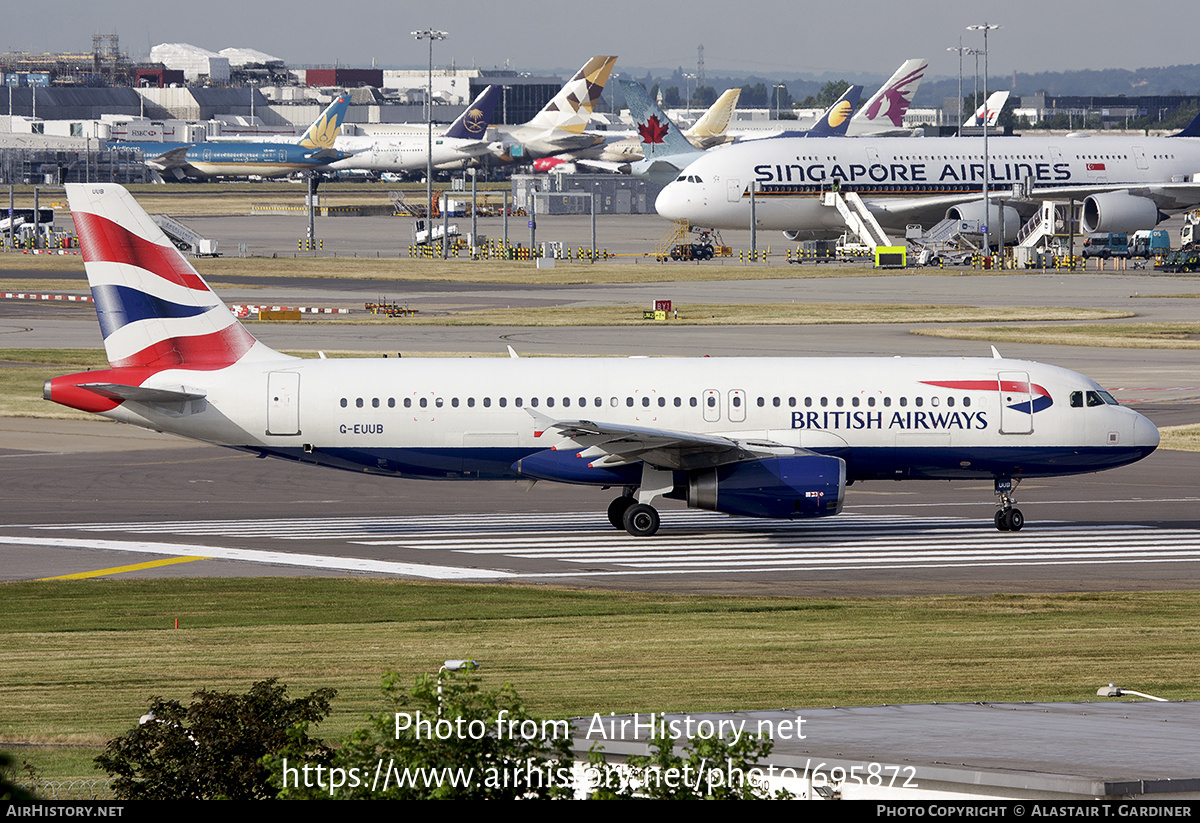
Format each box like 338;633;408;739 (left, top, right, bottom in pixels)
1096;390;1119;406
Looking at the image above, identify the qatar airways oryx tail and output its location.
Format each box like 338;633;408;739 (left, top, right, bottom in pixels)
48;185;1158;537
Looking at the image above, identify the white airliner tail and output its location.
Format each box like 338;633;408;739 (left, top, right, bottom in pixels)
854;58;928;131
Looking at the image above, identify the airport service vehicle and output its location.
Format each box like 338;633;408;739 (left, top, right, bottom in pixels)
46;185;1159;536
655;112;1200;243
1130;229;1170;259
1082;233;1130;259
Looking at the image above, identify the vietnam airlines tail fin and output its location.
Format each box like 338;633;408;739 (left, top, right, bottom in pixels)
298;93;352;150
444;85;502;140
804;84;864;137
63;183;283;373
620;78;701;159
854;58;927;131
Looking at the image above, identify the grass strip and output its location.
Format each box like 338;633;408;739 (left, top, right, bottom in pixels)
911;322;1200;349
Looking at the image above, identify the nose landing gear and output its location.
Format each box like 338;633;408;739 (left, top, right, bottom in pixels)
994;477;1024;532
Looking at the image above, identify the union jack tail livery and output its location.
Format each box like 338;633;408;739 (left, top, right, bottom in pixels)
46;184;287;413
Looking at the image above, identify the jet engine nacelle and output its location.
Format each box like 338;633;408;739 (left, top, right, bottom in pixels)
783;230;802;241
513;449;641;487
687;455;846;519
945;202;1020;244
1081;192;1162;234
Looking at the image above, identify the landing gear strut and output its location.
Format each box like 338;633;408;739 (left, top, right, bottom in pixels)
994;477;1024;532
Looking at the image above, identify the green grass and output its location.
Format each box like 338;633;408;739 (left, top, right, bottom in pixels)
3;579;1199;784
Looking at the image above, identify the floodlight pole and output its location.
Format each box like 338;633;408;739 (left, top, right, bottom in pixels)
968;23;1000;256
947;42;967;137
412;29;448;226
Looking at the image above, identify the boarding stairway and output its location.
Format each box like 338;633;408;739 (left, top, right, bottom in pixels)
821;190;892;249
151;214;219;257
389;190;427;218
1016;201;1078;248
654;219;691;260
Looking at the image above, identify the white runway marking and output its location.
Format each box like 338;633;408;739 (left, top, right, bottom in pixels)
7;511;1200;580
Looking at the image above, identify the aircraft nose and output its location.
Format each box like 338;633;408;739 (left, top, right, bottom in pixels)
1134;411;1161;452
655;183;685;218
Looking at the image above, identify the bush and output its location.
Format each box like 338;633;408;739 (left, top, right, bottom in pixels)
270;671;574;799
96;678;336;800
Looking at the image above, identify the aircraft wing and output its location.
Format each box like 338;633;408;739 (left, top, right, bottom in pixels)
868;181;1200;228
142;145;194;172
532;413;801;471
576;158;631;174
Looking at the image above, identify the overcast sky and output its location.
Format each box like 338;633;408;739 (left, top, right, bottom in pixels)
4;0;1195;80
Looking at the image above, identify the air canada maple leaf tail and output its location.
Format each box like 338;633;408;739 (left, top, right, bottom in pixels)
45;184;286;414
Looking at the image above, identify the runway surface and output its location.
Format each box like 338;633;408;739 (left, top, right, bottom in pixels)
2;418;1198;595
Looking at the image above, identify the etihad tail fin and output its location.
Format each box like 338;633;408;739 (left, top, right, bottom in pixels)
522;55;617;136
64;183;281;371
620;79;701;158
855;58;927;129
444;85;501;140
805;84;863;137
298;93;351;150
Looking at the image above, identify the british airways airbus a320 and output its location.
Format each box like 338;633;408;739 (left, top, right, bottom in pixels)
46;185;1158;536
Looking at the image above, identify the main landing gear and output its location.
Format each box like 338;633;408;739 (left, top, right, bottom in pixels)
994;477;1024;532
606;466;674;537
607;492;662;537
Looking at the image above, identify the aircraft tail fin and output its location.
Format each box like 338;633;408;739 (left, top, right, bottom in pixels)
522;55;617;135
1171;109;1200;138
444;85;502;140
620;79;701;159
805;85;863;137
64;183;281;371
965;90;1010;127
298;93;351;150
685;88;741;146
855;58;928;128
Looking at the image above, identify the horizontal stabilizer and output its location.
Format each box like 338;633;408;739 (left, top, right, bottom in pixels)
78;383;206;405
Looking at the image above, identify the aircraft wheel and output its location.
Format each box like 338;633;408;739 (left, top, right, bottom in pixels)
607;496;635;530
1005;508;1025;532
623;503;660;537
994;510;1009;531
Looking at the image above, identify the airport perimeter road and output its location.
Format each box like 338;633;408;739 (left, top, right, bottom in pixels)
1;417;1197;596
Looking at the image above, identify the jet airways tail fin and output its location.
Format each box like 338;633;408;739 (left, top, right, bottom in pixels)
805;84;863;137
65;183;282;371
620;79;701;159
298;93;351;150
444;84;501;140
855;58;927;129
522;55;617;136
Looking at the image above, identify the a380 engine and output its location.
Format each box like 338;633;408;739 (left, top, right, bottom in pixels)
1081;192;1163;233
